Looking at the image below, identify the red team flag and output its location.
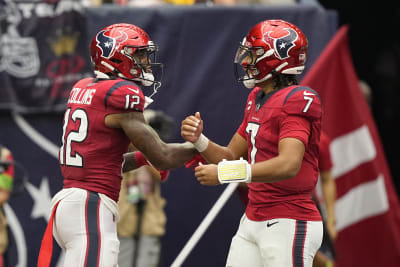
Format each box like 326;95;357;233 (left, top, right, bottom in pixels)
301;25;400;267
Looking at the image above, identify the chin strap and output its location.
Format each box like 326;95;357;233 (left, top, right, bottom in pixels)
243;77;256;89
243;61;290;88
134;72;155;87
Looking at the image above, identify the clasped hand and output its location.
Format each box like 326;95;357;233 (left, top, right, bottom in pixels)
181;112;203;143
194;163;219;186
181;112;219;186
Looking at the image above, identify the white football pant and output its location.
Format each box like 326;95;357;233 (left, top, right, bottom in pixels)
226;215;323;267
52;188;120;267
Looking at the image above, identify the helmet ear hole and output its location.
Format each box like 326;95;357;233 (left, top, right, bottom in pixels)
125;47;135;55
255;48;264;56
110;59;122;64
130;68;139;75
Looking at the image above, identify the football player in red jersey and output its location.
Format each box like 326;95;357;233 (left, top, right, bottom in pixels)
235;131;338;267
38;23;197;267
181;20;323;267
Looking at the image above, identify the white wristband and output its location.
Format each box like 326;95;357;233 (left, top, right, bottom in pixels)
193;133;209;152
217;158;252;183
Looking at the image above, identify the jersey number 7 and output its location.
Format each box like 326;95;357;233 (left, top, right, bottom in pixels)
246;122;260;164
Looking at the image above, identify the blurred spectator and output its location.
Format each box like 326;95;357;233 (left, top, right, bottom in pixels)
117;109;174;267
118;165;167;267
85;0;324;7
83;0;165;6
0;145;14;267
208;0;237;4
126;0;165;6
234;0;321;5
91;0;305;6
164;0;195;4
236;0;295;4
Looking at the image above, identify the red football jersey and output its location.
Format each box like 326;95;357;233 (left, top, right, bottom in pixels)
237;85;322;221
59;77;145;202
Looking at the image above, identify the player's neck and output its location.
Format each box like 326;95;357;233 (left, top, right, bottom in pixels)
258;79;275;94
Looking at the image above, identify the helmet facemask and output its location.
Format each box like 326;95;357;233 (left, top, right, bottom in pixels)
123;43;164;106
234;44;258;88
122;42;163;89
234;44;275;89
100;41;164;100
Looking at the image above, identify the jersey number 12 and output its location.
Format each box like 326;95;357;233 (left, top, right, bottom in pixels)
59;108;88;167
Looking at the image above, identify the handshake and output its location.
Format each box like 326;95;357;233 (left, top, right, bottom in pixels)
181;112;252;186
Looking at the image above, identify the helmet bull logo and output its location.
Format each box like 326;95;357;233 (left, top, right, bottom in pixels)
96;30;128;59
263;28;298;60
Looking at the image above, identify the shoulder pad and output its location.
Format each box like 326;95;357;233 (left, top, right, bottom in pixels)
282;86;322;120
104;81;145;112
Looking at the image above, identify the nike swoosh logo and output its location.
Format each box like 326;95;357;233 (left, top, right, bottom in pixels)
303;91;315;96
127;87;139;94
267;221;279;227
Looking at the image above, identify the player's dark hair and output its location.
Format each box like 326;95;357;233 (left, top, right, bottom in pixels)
273;74;298;90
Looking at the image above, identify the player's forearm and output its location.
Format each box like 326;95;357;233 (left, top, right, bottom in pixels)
249;138;304;183
151;142;198;170
321;176;337;224
200;140;236;164
124;143;197;171
250;155;301;183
